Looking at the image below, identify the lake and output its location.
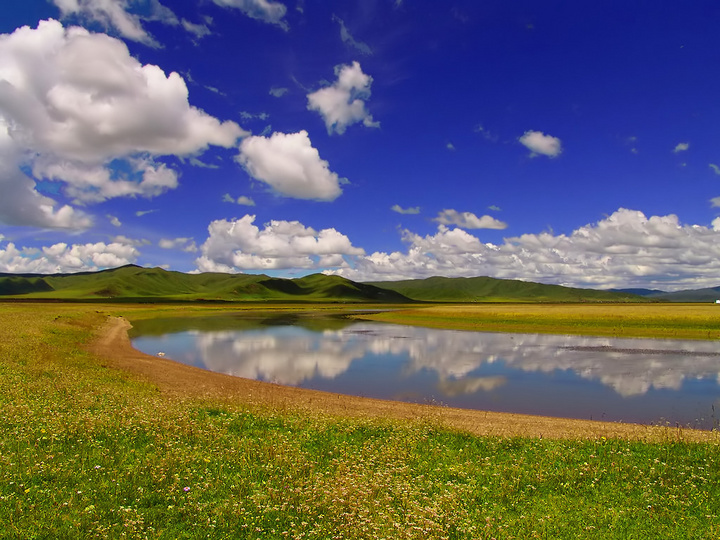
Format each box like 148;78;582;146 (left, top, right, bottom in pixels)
130;314;720;429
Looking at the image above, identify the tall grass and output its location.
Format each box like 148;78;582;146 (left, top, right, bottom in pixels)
1;303;719;538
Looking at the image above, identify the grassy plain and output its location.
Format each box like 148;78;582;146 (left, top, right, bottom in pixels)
1;302;719;539
357;303;720;340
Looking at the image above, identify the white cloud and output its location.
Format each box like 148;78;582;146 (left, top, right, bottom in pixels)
107;214;122;227
0;129;92;229
332;15;372;55
196;215;365;272
434;209;508;230
711;197;720;208
0;238;139;273
181;18;212;40
32;158;178;203
673;142;689;153
391;205;420;215
710;164;720;176
159;237;197;252
518;130;562;158
52;0;179;47
307;62;379;135
331;208;720;291
0;20;245;228
236;196;256;206
211;0;288;30
222;193;256;206
237;131;344;201
269;86;288;97
240;111;270;121
222;194;256;206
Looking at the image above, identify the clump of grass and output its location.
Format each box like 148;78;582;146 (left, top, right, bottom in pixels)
1;303;719;538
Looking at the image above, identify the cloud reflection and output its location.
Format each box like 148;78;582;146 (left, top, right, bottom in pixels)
180;323;720;398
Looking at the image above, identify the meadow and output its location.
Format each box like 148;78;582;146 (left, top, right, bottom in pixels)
1;302;719;538
358;303;720;340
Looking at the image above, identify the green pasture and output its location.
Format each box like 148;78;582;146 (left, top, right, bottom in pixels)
1;303;719;539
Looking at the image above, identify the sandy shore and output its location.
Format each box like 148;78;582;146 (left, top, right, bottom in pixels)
89;316;718;442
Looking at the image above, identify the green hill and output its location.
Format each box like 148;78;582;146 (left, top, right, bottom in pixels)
0;265;411;303
0;266;653;303
364;275;645;302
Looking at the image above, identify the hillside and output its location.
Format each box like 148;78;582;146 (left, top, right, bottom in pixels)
650;286;720;303
365;275;645;302
0;266;682;303
0;265;410;303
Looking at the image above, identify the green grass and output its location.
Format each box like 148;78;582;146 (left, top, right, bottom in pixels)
360;303;720;340
1;303;719;538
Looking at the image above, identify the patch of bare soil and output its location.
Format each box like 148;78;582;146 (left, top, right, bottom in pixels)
89;317;718;443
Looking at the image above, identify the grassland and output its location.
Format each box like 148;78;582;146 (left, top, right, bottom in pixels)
357;303;720;340
1;302;719;538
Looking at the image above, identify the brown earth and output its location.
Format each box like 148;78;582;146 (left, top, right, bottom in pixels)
89;316;719;443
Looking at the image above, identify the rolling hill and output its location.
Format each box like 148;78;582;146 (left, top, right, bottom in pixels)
0;265;410;303
365;275;646;302
0;265;656;303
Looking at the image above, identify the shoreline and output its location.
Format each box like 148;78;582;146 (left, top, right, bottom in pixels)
89;315;719;443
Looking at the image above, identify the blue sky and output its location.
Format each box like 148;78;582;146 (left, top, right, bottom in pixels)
0;0;719;291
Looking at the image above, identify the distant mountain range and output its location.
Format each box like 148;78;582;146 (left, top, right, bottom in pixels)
0;264;716;303
612;287;720;303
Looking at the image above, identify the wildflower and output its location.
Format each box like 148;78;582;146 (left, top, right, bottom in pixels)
184;487;190;492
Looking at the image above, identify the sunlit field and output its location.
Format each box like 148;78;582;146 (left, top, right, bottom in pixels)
1;303;719;539
359;303;720;340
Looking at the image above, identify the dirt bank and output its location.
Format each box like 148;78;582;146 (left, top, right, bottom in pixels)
89;316;718;442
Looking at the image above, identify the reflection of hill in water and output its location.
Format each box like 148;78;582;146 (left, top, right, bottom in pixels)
136;321;720;399
129;312;357;337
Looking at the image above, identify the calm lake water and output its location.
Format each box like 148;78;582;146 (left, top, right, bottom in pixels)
131;315;720;429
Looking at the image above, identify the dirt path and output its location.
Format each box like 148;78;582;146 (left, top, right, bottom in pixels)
89;316;718;442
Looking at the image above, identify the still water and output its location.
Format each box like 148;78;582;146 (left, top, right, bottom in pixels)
131;315;720;429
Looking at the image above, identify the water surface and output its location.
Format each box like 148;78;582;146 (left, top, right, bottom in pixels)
131;316;720;429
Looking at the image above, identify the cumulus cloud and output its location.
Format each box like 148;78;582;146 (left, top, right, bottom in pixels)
434;209;508;230
673;142;689;153
0;20;244;228
391;205;420;215
107;214;122;227
307;62;379;135
237;131;344;201
211;0;288;30
518;130;562;157
330;208;720;291
0;131;92;229
0;238;139;273
195;215;365;272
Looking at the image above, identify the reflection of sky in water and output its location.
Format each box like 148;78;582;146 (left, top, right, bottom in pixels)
132;323;720;429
